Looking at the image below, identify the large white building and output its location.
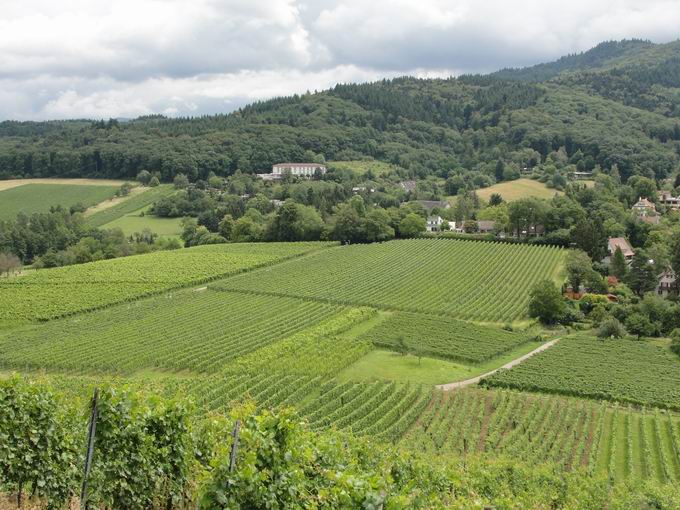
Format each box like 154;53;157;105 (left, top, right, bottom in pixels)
258;163;327;180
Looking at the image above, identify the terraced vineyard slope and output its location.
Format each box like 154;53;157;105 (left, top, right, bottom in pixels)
213;239;566;322
0;242;335;321
84;184;175;228
483;335;680;411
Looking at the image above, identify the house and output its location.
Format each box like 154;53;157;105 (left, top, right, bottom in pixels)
605;237;634;264
270;199;285;207
631;197;656;216
426;216;444;232
571;171;593;180
656;268;677;298
658;191;680;210
400;180;416;193
448;221;463;233
257;163;326;180
477;220;496;234
415;200;451;211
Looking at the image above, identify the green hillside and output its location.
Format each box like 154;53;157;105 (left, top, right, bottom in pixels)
1;39;679;184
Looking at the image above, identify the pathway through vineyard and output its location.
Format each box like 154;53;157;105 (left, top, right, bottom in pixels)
435;338;560;390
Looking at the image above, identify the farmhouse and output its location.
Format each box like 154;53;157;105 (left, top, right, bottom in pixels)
631;197;656;216
257;163;327;180
605;237;634;264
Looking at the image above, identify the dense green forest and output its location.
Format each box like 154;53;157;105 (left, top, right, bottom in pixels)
1;40;679;184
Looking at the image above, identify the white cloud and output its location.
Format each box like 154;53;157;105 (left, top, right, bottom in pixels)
0;0;678;119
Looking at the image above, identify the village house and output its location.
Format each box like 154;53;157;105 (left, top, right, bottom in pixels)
656;268;677;298
605;237;635;264
658;191;680;210
257;163;327;181
448;221;463;233
477;220;496;234
426;216;444;232
631;197;656;216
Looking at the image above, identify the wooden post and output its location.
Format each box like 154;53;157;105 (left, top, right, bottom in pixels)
229;420;241;473
80;388;99;510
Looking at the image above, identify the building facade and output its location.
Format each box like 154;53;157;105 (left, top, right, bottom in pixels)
258;163;327;180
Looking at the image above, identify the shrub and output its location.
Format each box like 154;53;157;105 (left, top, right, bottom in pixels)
671;329;680;357
597;318;626;339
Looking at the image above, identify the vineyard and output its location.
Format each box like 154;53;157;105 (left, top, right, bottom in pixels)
213;239;565;322
483;336;680;411
0;182;118;220
402;387;680;484
84;184;175;228
359;311;530;363
0;290;349;373
0;241;334;321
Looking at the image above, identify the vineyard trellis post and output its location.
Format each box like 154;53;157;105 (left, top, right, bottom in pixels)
80;388;99;510
229;420;241;472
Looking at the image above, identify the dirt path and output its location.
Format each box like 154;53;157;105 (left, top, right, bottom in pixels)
435;338;560;391
83;186;148;216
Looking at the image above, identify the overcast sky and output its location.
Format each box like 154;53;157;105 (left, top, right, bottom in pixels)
1;0;679;120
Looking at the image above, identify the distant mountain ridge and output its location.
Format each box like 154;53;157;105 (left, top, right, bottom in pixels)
0;39;679;183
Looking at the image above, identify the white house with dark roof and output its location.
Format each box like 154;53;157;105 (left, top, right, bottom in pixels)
258;163;326;180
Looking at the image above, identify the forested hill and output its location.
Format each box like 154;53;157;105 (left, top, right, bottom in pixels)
1;39;680;183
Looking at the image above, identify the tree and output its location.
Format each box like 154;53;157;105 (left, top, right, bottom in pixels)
136;170;152;185
364;209;395;242
625;313;655;339
625;250;658;296
670;230;680;279
218;214;235;240
610;246;628;280
0;252;21;277
565;250;592;291
173;173;189;189
149;176;161;187
528;280;565;325
488;193;503;207
494;159;505;182
399;213;426;238
571;218;607;261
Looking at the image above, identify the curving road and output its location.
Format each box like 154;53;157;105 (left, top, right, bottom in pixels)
435;338;560;391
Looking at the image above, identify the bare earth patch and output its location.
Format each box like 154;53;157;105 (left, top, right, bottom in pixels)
0;178;130;191
83;186;149;216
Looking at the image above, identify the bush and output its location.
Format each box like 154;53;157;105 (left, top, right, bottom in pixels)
671;329;680;356
597;318;626;339
625;313;656;339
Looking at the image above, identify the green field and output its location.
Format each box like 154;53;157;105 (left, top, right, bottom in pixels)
403;387;680;484
85;184;175;228
101;208;183;237
0;183;118;220
449;178;562;204
328;160;402;176
213;239;566;322
0;242;335;321
483;335;680;411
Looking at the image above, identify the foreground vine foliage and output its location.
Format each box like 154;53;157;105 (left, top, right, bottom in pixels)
2;376;680;509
